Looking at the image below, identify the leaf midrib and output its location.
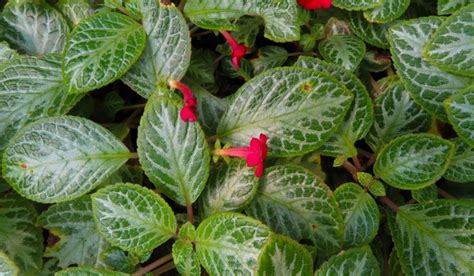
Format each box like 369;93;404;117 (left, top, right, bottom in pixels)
22;152;131;170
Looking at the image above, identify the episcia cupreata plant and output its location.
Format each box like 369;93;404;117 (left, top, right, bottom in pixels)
0;0;473;275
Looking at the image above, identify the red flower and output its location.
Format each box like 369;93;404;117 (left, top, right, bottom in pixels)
168;80;198;122
298;0;332;10
220;31;249;70
214;134;268;177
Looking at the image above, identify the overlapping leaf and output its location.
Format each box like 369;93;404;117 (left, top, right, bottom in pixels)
246;165;344;255
333;0;383;11
314;246;380;275
444;138;474;182
92;183;177;253
2;3;69;55
63;11;146;93
365;80;431;152
335;183;380;247
217;67;353;157
55;267;127;276
0;55;82;154
137;96;210;206
0;251;19;276
0;195;43;274
295;57;373;158
55;0;93;27
122;0;191;98
199;160;258;218
195;213;270;275
250;46;288;75
37;196;112;268
172;240;201;276
184;0;300;42
424;4;474;77
319;35;366;72
411;185;438;203
444;86;474;146
388;17;472;121
2;116;130;203
364;0;410;23
437;0;473;15
255;234;313;275
0;42;17;64
374;134;454;190
391;200;474;275
348;12;395;49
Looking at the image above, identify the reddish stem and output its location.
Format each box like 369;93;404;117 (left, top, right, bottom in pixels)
133;253;173;276
378;196;399;212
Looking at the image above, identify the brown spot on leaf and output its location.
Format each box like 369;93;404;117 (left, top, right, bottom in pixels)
302;82;313;93
311;224;318;231
20;163;28;169
47;232;61;247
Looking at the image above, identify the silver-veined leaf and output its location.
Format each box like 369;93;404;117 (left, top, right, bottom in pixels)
91;183;177;253
55;266;127;276
122;0;191;99
255;234;313;276
137;96;210;206
2;116;130;203
63;12;146;93
314;246;380;275
411;184;438;203
318;35;366;72
195;212;270;275
0;195;43;274
333;0;383;11
251;46;288;75
364;0;410;23
444;138;474;183
2;3;69;55
391;200;474;275
172;240;201;276
444;86;474;146
424;4;474;77
216;67;353;157
335;183;380;247
246;165;344;255
388;17;472;121
374;134;454;190
0;42;17;64
437;0;474;15
55;0;93;27
184;0;300;42
0;251;19;276
348;11;396;49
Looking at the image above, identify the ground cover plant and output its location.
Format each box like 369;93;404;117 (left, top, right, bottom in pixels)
0;0;473;275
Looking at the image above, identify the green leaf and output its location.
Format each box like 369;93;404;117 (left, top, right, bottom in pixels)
319;35;366;72
184;0;300;42
294;57;373;158
185;48;218;86
348;11;395;49
246;165;344;255
445;86;474;146
37;196;113;268
0;251;19;276
2;116;130;203
55;266;127;276
221;57;254;81
0;42;17;64
392;200;474;275
91;183;177;253
388;248;404;276
250;46;288;75
101;247;137;273
437;0;473;15
255;234;313;276
0;55;82;154
335;183;380;247
55;0;93;27
314;245;380;275
195;212;270;275
411;184;438;203
172;240;201;276
364;0;410;23
365;80;432;152
444;138;474;183
424;4;474;77
216;67;353;157
231;16;263;48
333;0;383;11
388;17;472;121
2;3;69;55
63;11;146;93
178;222;196;241
198;159;259;218
374;134;455;190
368;181;386;197
0;195;43;274
137;96;210;206
122;0;191;98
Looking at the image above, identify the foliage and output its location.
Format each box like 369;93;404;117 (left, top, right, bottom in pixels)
0;0;473;275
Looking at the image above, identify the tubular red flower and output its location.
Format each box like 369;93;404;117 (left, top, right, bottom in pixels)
214;134;268;177
169;80;198;122
220;31;249;70
298;0;332;10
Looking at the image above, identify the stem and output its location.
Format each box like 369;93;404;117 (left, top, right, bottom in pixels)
121;104;146;110
378;196;399;212
352;155;363;171
178;0;186;11
387;67;395;76
287;51;318;57
363;153;377;170
153;261;176;275
370;75;382;98
342;161;358;181
207;135;217;143
133;253;173;276
187;204;194;224
192;30;213;37
129;152;139;159
437;187;456;199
